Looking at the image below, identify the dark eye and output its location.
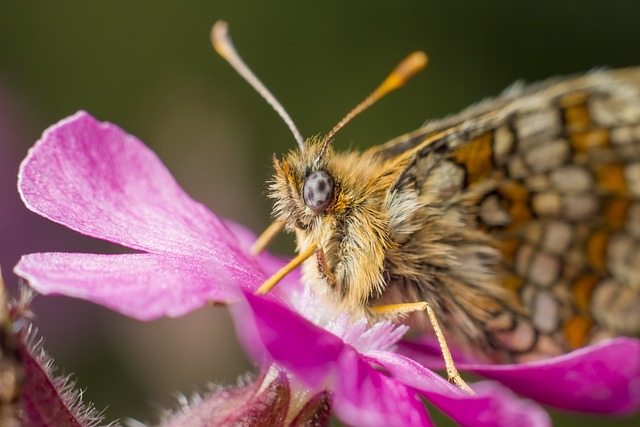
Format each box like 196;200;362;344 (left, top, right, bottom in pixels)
303;170;334;212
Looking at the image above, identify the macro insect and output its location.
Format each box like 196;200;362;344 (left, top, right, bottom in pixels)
212;21;640;392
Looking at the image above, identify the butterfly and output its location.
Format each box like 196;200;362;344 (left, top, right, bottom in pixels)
213;21;640;391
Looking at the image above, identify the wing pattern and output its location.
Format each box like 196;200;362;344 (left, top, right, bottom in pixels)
371;69;640;362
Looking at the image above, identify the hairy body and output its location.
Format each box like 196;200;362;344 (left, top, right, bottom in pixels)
270;68;640;363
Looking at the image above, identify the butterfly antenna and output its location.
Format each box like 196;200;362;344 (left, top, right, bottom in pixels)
211;21;306;151
318;51;428;159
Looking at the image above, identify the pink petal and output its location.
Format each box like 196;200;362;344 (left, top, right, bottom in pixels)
19;111;240;259
465;338;640;415
333;349;432;427
15;252;263;320
401;337;640;415
233;292;344;389
369;351;551;427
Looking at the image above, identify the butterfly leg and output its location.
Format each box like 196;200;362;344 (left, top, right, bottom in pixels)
424;304;474;395
372;302;474;395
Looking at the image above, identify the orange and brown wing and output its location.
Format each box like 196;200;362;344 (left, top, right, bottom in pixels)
375;68;640;361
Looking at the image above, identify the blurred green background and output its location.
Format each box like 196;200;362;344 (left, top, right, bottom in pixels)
0;1;639;425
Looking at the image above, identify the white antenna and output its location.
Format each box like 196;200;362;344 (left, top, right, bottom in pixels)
211;21;306;151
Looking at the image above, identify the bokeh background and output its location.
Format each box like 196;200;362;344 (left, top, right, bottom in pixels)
0;1;639;425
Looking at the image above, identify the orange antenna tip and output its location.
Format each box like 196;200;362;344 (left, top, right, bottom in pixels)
380;51;429;94
211;20;235;60
319;51;429;156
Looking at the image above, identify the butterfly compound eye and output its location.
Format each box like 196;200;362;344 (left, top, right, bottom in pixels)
303;170;334;212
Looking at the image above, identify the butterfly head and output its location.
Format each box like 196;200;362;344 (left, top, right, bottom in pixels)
211;19;426;240
270;137;339;233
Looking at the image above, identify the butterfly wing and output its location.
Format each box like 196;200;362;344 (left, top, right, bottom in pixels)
370;68;640;362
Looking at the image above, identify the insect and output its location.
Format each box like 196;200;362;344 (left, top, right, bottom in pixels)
212;21;640;391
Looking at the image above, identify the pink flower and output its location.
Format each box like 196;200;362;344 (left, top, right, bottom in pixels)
233;288;552;426
15;111;295;320
14;112;640;426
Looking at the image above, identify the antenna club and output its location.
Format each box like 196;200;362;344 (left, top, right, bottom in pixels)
397;51;429;79
381;51;429;93
211;20;231;58
320;50;429;151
